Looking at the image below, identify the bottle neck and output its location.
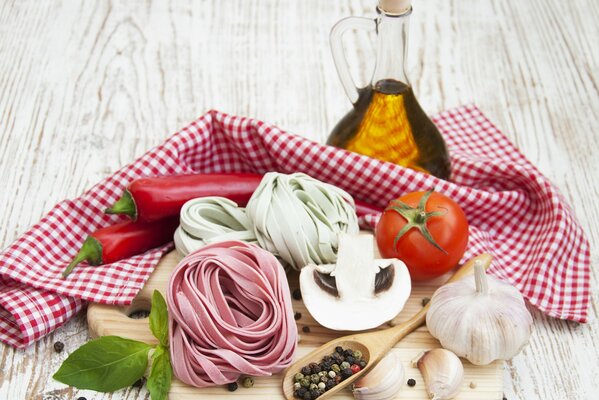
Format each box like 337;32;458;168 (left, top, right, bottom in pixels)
371;7;411;88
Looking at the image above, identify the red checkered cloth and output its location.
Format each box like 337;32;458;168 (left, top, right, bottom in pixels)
0;105;591;348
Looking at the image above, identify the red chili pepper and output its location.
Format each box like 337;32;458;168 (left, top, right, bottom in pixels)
106;173;383;222
105;173;264;222
62;217;179;278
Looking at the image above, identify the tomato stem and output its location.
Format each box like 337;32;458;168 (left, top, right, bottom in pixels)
387;190;448;254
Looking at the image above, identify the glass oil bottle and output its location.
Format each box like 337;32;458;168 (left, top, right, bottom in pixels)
328;0;450;180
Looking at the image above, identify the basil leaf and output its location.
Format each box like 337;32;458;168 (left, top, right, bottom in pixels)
53;336;151;392
149;290;169;346
147;345;173;400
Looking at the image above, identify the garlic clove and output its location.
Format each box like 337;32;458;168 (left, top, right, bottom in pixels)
353;352;404;400
415;348;463;400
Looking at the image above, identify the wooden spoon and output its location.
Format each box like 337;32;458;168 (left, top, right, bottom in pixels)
282;253;493;400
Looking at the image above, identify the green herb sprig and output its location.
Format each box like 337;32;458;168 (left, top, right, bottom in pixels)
53;290;173;400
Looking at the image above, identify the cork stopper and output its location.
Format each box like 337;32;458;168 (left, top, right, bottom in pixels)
378;0;411;15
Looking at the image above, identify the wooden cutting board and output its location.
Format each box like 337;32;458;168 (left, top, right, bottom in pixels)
88;251;503;399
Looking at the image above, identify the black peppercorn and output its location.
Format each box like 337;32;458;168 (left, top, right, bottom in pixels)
346;356;355;365
295;387;307;398
407;378;416;387
132;377;146;388
292;289;302;300
294;312;302;320
310;363;321;374
341;368;353;379
335;346;343;353
227;382;238;391
358;360;367;368
325;379;335;390
309;389;321;399
302;392;311;400
53;341;64;353
322;355;332;363
344;349;354;357
301;366;312;375
302;326;311;333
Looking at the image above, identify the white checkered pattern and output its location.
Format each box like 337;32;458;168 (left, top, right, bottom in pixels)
0;105;591;348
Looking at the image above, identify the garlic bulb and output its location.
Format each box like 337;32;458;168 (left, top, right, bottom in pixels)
353;352;404;400
414;349;463;400
426;257;533;365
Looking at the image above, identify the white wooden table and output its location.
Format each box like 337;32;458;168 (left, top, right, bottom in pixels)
0;1;597;399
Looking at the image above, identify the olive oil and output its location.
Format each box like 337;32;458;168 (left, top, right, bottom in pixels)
327;79;450;179
328;0;451;180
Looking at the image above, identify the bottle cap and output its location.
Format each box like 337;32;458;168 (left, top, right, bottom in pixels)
378;0;411;15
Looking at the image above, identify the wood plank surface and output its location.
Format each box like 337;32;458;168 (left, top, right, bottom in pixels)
0;0;597;399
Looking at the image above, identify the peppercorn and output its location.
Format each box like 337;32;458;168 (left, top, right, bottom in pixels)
302;326;311;333
242;376;254;388
334;375;341;384
331;363;341;373
294;373;305;382
292;289;302;300
407;378;416;387
421;297;431;307
321;361;332;371
335;346;344;354
310;362;321;374
302;392;311;400
309;389;321;399
310;374;320;384
227;382;238;391
132;377;146;388
341;368;353;379
295;387;307;398
325;379;335;390
53;341;64;353
344;349;354;357
309;383;318;391
300;378;310;387
350;364;361;374
358;360;367;368
322;355;332;363
294;312;302;320
340;361;350;370
346;356;355;365
294;382;301;391
320;375;328;383
301;366;312;375
318;382;326;390
352;350;362;359
328;370;336;378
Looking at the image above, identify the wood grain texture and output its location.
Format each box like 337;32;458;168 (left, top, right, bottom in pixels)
0;0;597;399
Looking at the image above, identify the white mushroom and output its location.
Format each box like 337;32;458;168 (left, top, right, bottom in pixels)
300;233;411;331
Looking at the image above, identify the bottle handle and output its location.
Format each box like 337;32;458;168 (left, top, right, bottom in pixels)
330;16;377;104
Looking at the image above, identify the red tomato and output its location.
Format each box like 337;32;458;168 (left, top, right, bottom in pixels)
375;191;469;281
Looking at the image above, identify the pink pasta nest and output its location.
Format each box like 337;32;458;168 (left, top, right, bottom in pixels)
167;240;298;387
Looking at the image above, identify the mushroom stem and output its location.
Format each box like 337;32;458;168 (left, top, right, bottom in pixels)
474;261;489;295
